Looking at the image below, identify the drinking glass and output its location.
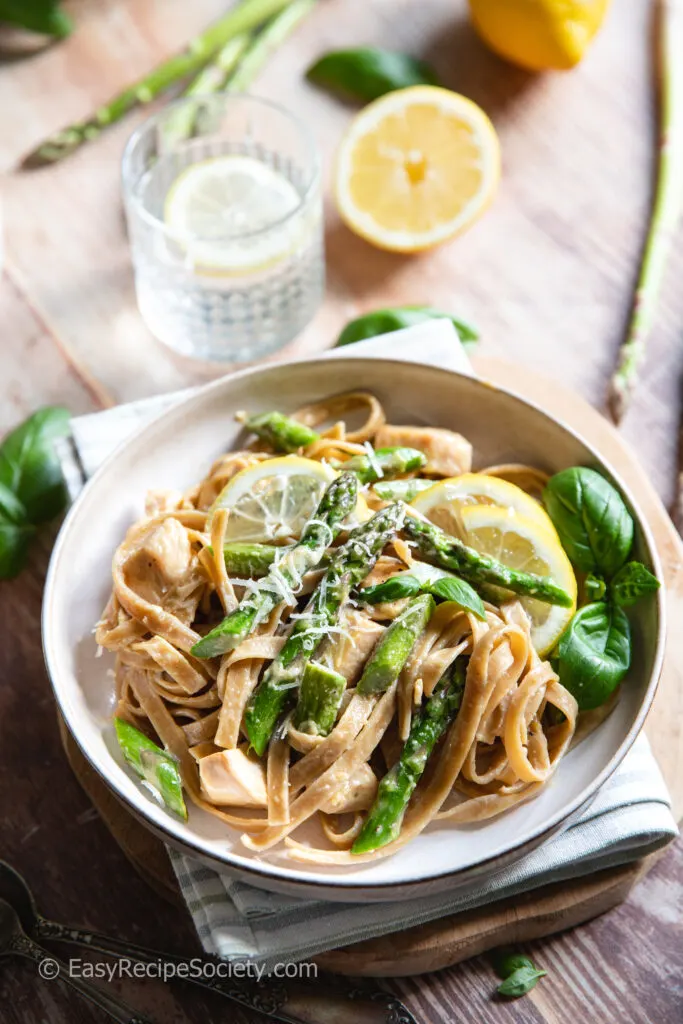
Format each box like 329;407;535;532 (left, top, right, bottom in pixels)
122;94;324;362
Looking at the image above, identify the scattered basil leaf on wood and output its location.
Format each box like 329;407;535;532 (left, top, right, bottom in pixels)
497;965;547;998
361;569;486;619
493;950;538;979
556;601;631;710
335;306;478;349
307;47;439;103
543;467;633;577
0;406;70;579
610;560;660;608
0;0;73;38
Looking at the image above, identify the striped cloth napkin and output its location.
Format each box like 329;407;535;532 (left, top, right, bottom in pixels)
59;324;677;969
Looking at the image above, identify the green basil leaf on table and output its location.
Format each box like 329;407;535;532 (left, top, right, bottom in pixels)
556;601;631;710
610;560;660;608
0;405;70;524
0;489;36;580
0;0;73;37
543;467;634;577
336;306;478;348
493;949;539;979
307;47;439;103
497;965;547;998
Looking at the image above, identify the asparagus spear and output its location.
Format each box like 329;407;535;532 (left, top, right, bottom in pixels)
335;447;427;485
23;0;295;166
608;0;683;421
357;593;435;694
373;478;434;502
352;660;466;853
244;502;405;755
114;718;187;820
242;410;319;452
192;473;357;659
292;661;346;736
403;516;573;608
164;34;252;141
224;0;316;93
222;541;281;576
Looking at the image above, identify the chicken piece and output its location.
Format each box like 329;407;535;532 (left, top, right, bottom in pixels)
198;748;268;807
124;517;193;605
331;610;384;684
321;764;378;814
144;489;184;517
374;424;472;477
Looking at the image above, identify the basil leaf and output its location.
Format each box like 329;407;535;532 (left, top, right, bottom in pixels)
0;406;70;524
0;0;73;38
543;467;634;577
428;576;486;620
336;306;478;349
0;481;34;579
361;574;422;603
307;48;439;103
497;965;546;998
493;950;537;980
610;560;660;608
556;601;631;710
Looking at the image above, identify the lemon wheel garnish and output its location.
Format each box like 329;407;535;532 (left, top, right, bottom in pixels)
334;85;500;253
460;504;577;657
209;456;337;544
411;473;556;536
164;155;301;273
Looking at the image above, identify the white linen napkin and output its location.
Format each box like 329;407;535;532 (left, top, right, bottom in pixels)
58;323;678;969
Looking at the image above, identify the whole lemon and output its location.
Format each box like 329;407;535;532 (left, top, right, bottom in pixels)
467;0;612;71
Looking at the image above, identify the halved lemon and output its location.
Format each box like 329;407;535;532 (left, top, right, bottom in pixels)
210;456;337;544
164;155;301;273
334;85;500;253
460;504;576;656
411;473;555;537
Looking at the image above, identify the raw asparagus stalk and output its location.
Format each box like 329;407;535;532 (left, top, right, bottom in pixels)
224;0;316;93
357;593;435;694
222;541;281;576
292;661;346;736
244;501;405;754
114;718;187;820
373;478;434;502
336;447;427;485
352;660;466;853
608;0;683;421
192;472;357;659
241;410;319;452
403;516;573;608
23;0;294;166
164;34;252;141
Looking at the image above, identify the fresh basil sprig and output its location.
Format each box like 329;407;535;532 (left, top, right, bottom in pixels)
543;467;633;577
493;948;546;998
360;567;486;620
307;47;439;103
610;560;660;608
335;306;478;349
0;406;70;579
556;602;631;711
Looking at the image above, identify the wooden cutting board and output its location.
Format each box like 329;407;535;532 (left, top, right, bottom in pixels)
58;357;683;977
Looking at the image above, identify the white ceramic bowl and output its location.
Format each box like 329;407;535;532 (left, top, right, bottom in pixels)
42;356;665;901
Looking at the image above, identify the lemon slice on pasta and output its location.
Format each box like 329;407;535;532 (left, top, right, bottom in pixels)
210;456;337;544
411;473;554;536
460;504;576;657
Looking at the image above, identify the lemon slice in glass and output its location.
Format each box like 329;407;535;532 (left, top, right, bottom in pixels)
164;155;301;273
210;456;337;544
460;504;577;657
411;473;555;537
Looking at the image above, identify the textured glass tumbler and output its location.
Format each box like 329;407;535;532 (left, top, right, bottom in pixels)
122;95;324;362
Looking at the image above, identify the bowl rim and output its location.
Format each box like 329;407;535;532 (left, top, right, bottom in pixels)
42;355;666;897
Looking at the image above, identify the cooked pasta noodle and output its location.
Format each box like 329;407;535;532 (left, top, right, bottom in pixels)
96;390;602;865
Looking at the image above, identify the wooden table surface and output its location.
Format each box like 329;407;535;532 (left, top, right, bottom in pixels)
1;0;682;1021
